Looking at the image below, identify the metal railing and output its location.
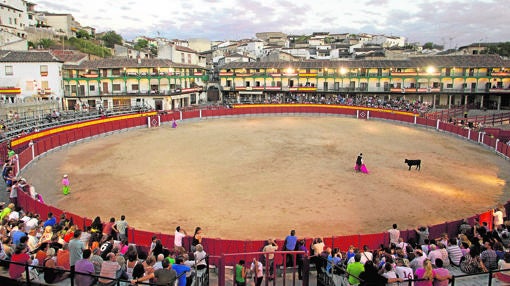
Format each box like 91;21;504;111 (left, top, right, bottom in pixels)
0;254;210;286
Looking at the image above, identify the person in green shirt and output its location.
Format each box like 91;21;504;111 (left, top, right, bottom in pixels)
346;253;365;285
0;203;14;221
235;259;246;286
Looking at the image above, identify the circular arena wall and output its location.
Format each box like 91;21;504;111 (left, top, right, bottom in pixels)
13;105;510;256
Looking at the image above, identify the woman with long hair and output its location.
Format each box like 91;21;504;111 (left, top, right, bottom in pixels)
191;226;203;252
415;259;434;286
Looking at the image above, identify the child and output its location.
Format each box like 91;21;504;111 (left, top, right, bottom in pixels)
61;174;70;195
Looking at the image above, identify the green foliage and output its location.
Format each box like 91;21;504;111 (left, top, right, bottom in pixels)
101;30;123;48
37;38;55;49
149;44;158;56
134;39;148;51
296;35;309;43
28;41;35;49
481;42;510;57
76;29;90;40
67;37;112;57
423;42;444;50
423;42;434;49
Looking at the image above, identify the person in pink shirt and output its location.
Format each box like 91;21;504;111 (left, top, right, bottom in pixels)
62;174;70;195
432;258;452;286
415;259;434;286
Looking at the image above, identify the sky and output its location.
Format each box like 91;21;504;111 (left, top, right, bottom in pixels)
34;0;508;48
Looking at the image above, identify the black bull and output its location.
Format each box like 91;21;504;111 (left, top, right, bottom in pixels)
405;159;421;170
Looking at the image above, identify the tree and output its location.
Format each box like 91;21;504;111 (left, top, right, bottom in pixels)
134;39;148;51
37;38;55;49
423;42;444;50
149;44;158;56
423;42;435;49
481;42;510;57
101;30;123;48
76;29;90;40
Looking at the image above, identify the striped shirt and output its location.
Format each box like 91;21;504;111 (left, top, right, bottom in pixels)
447;245;463;266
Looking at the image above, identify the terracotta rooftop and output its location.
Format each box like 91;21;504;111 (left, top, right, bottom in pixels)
51;50;88;63
175;45;197;53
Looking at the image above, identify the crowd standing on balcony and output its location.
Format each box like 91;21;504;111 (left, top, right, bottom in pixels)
243;93;433;114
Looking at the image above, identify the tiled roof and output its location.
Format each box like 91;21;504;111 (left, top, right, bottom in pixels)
51;50;88;63
221;55;507;69
0;51;62;63
76;58;203;69
175;45;197;53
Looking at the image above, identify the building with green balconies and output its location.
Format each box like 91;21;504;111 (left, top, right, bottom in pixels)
218;55;510;109
63;58;208;111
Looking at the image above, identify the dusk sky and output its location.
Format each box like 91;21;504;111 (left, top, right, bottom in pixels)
35;0;508;48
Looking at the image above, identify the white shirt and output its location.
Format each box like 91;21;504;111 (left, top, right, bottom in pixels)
388;229;400;244
174;230;186;247
494;211;504;226
395;266;414;281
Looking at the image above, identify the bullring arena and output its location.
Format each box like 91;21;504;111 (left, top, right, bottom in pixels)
20;108;510;242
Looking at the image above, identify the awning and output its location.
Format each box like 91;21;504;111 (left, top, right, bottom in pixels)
239;91;263;95
0;87;21;94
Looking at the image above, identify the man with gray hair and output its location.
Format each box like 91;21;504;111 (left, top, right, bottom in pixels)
153;253;165;270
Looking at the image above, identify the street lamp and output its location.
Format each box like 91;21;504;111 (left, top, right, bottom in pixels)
426;66;436;74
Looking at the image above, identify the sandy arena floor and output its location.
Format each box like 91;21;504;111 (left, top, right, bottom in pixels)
22;116;510;240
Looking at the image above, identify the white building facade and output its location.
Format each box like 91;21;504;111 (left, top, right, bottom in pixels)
0;51;63;102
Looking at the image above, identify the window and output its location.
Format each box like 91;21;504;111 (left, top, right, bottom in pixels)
112;69;121;76
5;66;13;76
187;54;191;64
40;65;48;76
90;85;95;91
447;83;453;88
181;53;185;63
131;84;139;91
112;84;121;91
26;81;35;91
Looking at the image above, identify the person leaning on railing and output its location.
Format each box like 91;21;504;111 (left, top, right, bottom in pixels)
132;258;177;286
8;243;32;280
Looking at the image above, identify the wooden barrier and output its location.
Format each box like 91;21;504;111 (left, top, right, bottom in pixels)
11;104;510;266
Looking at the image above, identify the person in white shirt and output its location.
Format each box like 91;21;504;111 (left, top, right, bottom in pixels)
395;258;414;283
381;262;398;285
174;226;187;248
250;258;264;286
388;224;400;246
427;244;443;266
494;208;504;228
359;245;373;264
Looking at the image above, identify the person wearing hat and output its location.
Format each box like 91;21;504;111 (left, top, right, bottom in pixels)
61;174;70;195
